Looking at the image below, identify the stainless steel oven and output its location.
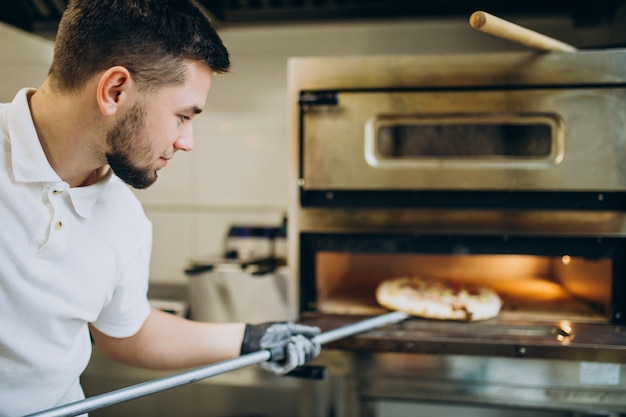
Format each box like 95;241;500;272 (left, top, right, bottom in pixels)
287;49;626;416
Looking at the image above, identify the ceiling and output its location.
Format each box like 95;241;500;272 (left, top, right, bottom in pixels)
1;0;624;40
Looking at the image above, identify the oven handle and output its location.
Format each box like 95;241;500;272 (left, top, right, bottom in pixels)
26;311;410;417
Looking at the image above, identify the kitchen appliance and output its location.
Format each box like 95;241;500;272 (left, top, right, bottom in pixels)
186;223;291;323
287;49;626;416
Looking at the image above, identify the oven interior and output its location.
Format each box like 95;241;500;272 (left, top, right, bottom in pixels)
301;233;623;320
315;252;612;323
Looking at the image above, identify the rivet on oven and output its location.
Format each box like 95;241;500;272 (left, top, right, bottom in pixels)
516;346;527;357
597;193;604;201
297;178;305;187
615;312;622;320
326;192;334;200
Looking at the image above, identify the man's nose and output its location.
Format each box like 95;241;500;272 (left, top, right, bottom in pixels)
174;131;194;152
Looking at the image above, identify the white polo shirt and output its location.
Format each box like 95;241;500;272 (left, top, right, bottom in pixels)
0;89;152;416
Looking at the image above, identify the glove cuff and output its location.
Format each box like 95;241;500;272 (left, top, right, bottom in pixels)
240;324;252;355
240;323;270;354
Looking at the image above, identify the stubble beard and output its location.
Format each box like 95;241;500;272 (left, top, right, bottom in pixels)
105;101;158;189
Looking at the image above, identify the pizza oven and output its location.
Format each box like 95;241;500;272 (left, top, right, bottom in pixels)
287;49;626;416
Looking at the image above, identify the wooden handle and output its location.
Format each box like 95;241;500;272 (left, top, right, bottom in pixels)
469;11;577;52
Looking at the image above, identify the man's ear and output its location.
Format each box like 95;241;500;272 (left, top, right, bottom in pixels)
96;66;135;116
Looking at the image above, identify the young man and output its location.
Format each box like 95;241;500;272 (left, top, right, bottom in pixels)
0;1;320;415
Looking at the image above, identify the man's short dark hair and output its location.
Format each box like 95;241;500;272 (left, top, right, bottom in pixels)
49;0;230;93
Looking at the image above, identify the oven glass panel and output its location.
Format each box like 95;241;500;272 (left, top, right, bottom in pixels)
376;124;552;158
315;252;612;322
364;114;563;168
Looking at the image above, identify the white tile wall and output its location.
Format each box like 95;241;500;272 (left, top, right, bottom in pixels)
0;23;53;101
1;16;618;285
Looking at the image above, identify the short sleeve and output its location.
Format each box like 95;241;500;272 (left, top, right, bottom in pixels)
91;227;152;337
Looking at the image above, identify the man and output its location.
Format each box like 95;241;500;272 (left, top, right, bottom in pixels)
0;1;320;415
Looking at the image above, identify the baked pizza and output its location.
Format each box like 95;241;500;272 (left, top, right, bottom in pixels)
375;275;502;321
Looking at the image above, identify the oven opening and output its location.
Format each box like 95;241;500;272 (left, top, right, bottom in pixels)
315;253;612;323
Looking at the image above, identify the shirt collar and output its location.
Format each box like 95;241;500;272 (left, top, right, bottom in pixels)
8;88;114;219
9;88;60;184
67;169;115;218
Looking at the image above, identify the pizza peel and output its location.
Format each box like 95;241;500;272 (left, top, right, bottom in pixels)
26;311;410;417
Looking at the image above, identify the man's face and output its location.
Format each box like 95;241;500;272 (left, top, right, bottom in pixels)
105;61;214;189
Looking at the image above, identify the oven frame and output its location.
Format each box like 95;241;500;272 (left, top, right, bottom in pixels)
287;50;626;415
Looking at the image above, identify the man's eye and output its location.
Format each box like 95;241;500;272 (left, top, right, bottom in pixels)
178;115;190;123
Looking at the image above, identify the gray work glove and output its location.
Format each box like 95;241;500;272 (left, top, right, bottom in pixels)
240;322;321;375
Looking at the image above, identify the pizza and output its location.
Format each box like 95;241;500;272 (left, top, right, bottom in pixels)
375;275;502;321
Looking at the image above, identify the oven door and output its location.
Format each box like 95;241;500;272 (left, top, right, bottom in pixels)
299;88;626;195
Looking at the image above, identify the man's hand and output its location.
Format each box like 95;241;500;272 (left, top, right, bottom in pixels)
240;322;321;375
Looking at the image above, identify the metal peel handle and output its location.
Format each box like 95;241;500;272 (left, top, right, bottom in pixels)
469;11;577;52
314;310;409;345
24;350;272;417
25;311;409;417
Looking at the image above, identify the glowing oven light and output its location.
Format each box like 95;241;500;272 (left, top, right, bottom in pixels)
556;320;574;344
561;255;571;265
560;321;572;334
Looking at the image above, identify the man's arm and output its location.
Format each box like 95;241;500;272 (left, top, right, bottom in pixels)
89;308;246;370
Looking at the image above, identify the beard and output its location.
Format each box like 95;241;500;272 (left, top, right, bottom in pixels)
105;100;158;189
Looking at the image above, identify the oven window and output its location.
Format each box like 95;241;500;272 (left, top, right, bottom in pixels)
377;124;551;158
365;114;563;167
